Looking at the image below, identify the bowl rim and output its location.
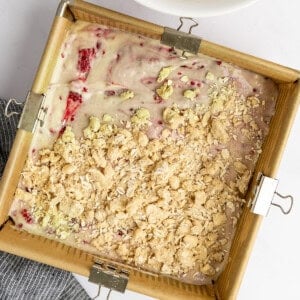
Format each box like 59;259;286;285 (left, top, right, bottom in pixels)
133;0;259;18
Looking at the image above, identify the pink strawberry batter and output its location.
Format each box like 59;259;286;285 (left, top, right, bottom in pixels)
28;21;277;153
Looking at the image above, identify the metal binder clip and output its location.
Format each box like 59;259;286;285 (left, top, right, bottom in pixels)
177;17;199;58
4;98;23;118
272;192;293;215
92;284;101;300
161;18;201;56
251;175;294;216
92;286;113;300
106;289;112;300
89;261;129;300
177;17;199;34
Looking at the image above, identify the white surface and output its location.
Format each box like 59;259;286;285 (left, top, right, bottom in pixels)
1;0;299;299
133;0;258;18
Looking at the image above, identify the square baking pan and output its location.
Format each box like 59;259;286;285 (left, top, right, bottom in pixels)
0;1;299;299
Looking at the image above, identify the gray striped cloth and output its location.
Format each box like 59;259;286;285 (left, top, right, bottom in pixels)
0;99;90;300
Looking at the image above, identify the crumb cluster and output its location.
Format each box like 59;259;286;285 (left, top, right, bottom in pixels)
15;72;269;281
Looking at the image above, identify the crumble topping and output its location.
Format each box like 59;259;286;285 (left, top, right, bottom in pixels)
157;66;174;83
156;80;174;100
119;90;135;100
180;75;189;82
130;108;151;127
14;79;270;280
183;89;199;100
206;71;215;81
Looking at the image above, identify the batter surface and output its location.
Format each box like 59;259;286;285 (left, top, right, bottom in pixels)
9;21;277;284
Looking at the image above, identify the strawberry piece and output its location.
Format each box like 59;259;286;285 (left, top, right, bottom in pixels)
95;27;112;38
21;208;33;224
154;94;163;104
141;77;156;85
63;91;82;122
59;126;66;136
105;90;116;96
77;48;96;74
117;230;124;237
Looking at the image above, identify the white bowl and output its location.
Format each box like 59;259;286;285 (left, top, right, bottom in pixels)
133;0;259;18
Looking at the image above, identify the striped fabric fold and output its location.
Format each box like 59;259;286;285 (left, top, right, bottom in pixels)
0;99;90;300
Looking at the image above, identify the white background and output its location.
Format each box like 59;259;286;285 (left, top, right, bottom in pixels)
0;0;299;299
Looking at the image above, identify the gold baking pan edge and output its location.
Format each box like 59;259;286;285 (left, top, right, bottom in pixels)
0;1;299;299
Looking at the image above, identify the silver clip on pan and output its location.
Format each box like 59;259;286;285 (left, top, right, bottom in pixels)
177;17;199;58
